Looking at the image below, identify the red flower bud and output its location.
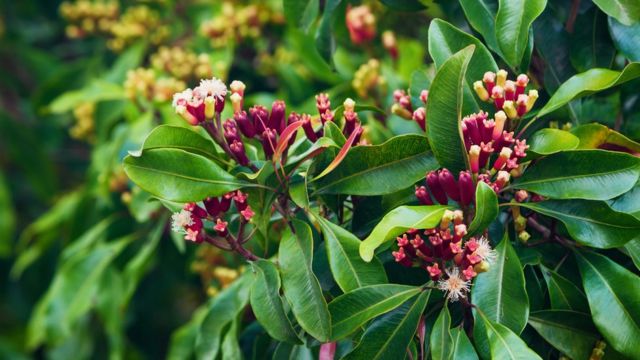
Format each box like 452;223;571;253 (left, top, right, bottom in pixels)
427;263;441;281
184;202;207;219
233;190;248;211
223;120;241;144
214;218;228;236
415;185;434;205
301;114;318;142
458;171;475;206
438;169;461;201
427;171;448;205
203;197;221;217
269;100;286;134
234;111;255;138
230;140;250;166
220;193;232;212
413;107;426;131
241;206;255;221
261;128;277;159
249;105;269;134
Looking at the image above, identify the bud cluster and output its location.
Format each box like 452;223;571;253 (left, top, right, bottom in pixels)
108;6;169;51
463;111;529;190
416;169;476;206
392;210;495;301
70;102;95;142
60;0;119;38
474;70;538;121
392;89;428;131
151;47;214;82
170;190;254;244
352;59;387;99
200;2;281;48
124;68;186;103
346;5;376;45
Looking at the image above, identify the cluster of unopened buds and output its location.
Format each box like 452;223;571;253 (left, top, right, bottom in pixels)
352;59;386;99
392;89;428;131
108;6;168;51
474;70;538;121
200;2;281;48
172;77;363;168
346;5;376;45
70;102;95;142
392;210;495;301
171;190;254;244
124;68;186;103
150;47;214;82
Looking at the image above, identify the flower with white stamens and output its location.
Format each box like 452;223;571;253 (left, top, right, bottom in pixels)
171;209;194;233
475;236;496;264
195;77;227;99
438;268;470;302
172;88;194;108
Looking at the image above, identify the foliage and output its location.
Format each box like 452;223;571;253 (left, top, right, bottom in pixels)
1;0;640;359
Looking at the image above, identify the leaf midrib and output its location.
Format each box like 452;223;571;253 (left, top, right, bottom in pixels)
372;292;427;360
322;221;363;289
514;164;638;187
125;163;242;186
332;288;419;330
525;204;640;230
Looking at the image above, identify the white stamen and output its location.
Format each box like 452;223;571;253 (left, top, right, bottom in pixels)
438;268;470;302
195;77;227;99
475;236;497;264
172;88;194;108
171;209;194;233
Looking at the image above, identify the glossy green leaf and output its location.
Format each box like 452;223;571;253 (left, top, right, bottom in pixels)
540;267;589;312
272;342;315;360
468;182;498;237
360;205;449;262
571;123;640;153
623;238;640;271
608;17;640;61
132;125;222;160
343;290;430;360
167;305;208;360
528;310;598;360
0;172;15;257
316;217;387;293
380;0;426;11
279;220;331;342
459;0;500;54
512;150;640;200
576;250;640;358
328;284;421;340
249;260;301;344
426;45;474;173
536;62;640;118
409;69;431;110
450;327;478;360
123;148;247;202
430;305;453;360
313;134;437;195
517;200;640;248
195;274;252;360
477;311;542;360
526;128;579;156
495;0;547;69
609;181;640;218
593;0;640;26
283;0;319;31
569;8;616;72
428;19;498;114
48;80;126;114
472;236;529;334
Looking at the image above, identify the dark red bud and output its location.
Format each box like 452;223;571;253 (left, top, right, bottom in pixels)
269;100;286;134
438;169;461;201
415;186;433;205
426;171;448;205
261;129;277;159
249;105;269;134
220;193;232;212
234;111;256;138
230;140;250;166
203;197;221;217
458;171;475;206
301;114;318;142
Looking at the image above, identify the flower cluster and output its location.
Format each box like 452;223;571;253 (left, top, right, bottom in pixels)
200;2;282;48
108;6;168;51
392;89;428;131
70;102;95;142
171;190;254;244
415;169;476;206
353;59;387;99
392;210;495;301
473;70;538;120
124;68;186;103
150;47;215;82
346;5;376;45
60;0;119;38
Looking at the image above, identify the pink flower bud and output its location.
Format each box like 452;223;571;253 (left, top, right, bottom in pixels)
482;119;495;143
415;185;434;205
438;169;461;201
233;190;248;211
493;147;513;171
427;171;448;204
230;140;249;166
516;94;528;116
467;253;482;265
223;120;241;144
450;242;462;255
427;263;442;280
420;90;429;104
316;93;331;115
479;141;494;169
301;114;318;142
504;80;516;101
491;86;505;110
249;105;269;134
468;145;481;174
516;74;529;97
458;171;475;206
463;265;477;280
413;107;426;131
454;224;467;241
492;111;507;141
241;206;255;221
204;197;221;217
234;111;256;138
261;128;277;159
214;218;228;236
515;190;529;202
483;71;496;93
184;202;207;219
269;100;286;134
220;192;233;212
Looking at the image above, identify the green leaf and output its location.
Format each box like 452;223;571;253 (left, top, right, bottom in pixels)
569;8;616;72
328;284;422;340
283;0;319;31
528;310;598;360
426;45;475;173
220;320;242;360
279;219;331;342
468;182;498;237
314;0;341;63
472;236;529;334
526;128;579;156
313;134;437;195
272;342;315;360
576;250;640;358
249;260;301;344
343;290;431;360
450;328;478;360
593;0;640;26
0;172;15;257
571;123;640;153
609;181;640;218
48;80;126;114
513;150;640;200
517;200;640;248
477;311;542;360
540;267;589;313
132;125;222;160
104;41;146;83
536;62;640;118
459;0;500;55
315;217;387;293
430;305;453;360
167;304;208;360
123;148;247;202
380;0;426;11
360;205;450;262
428;20;498;115
195;274;252;360
608;17;640;61
495;0;546;69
